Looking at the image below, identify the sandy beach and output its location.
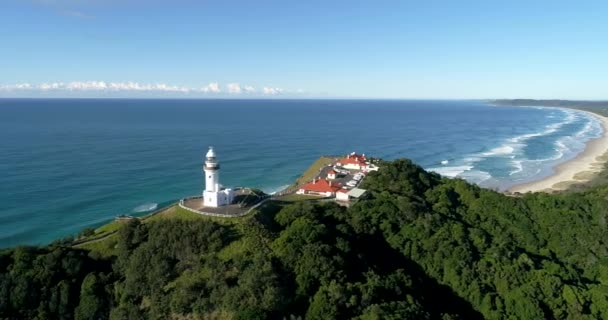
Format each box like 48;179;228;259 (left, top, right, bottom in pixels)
509;109;608;193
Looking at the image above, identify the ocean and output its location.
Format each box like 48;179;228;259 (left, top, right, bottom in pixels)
0;99;602;247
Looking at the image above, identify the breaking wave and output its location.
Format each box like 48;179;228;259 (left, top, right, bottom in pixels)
427;107;603;190
133;202;158;212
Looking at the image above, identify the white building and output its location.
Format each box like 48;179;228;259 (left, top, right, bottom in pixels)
336;189;350;201
327;169;337;180
337;153;368;170
203;147;234;207
336;188;368;202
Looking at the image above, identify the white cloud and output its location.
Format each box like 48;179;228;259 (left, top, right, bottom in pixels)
0;81;192;93
39;82;63;90
0;83;34;90
226;83;242;94
200;82;220;93
0;81;301;96
262;87;284;95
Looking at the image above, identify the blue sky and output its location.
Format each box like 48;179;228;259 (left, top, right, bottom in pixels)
1;0;607;99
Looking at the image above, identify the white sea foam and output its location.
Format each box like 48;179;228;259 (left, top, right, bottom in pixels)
430;108;596;189
554;139;569;153
459;169;492;183
507;109;578;145
506;110;600;178
268;184;290;195
133;202;158;212
463;156;483;163
441;160;449;165
509;160;523;176
480;109;578;169
428;165;473;178
574;114;602;139
482;145;515;156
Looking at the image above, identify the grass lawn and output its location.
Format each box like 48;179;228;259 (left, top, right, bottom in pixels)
288;156;336;192
76;204;252;257
147;205;249;226
94;220;127;235
145;205;200;221
75;234;119;258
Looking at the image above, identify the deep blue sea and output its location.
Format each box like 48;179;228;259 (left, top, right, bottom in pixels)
0;99;602;247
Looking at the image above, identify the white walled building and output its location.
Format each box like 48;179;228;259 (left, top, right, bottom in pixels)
203;147;234;207
336;189;350;201
336;188;368;202
327;169;337;180
337;153;368;170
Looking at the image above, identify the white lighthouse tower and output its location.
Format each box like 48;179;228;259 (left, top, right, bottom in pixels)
203;147;234;207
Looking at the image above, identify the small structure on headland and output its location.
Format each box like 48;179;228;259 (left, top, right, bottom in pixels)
335;189;349;201
203;147;234;207
327;169;337;180
337;153;368;170
297;178;342;197
336;187;368;202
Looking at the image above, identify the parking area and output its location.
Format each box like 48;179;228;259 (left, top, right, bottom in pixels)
317;164;366;190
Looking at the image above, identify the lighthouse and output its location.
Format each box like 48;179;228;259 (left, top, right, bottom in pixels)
202;147;234;207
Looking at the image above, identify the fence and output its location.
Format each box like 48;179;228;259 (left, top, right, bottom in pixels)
178;196;269;218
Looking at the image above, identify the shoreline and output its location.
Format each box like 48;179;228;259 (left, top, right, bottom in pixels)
508;109;608;193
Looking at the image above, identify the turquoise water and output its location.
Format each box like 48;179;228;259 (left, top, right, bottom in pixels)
0;99;601;247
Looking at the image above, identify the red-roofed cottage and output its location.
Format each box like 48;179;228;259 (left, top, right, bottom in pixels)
297;178;343;197
337;153;368;170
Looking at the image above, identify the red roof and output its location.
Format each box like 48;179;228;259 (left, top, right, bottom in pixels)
337;189;348;193
327;169;337;175
348;153;366;161
339;157;367;166
300;179;342;193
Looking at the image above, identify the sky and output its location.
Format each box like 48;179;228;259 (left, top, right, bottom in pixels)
1;0;607;99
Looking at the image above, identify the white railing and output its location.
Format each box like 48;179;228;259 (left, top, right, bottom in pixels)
178;196;268;218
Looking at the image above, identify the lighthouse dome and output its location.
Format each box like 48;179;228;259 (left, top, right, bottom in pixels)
206;147;216;158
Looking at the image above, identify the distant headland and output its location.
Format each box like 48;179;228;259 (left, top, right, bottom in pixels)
491;99;608;116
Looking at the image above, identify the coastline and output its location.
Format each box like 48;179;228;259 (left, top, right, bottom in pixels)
508;109;608;193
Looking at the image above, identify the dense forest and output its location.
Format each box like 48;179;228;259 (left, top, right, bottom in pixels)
3;159;608;319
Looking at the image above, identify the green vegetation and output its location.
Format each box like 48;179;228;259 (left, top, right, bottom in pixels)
4;158;608;319
75;234;119;258
93;220;125;235
146;205;204;222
